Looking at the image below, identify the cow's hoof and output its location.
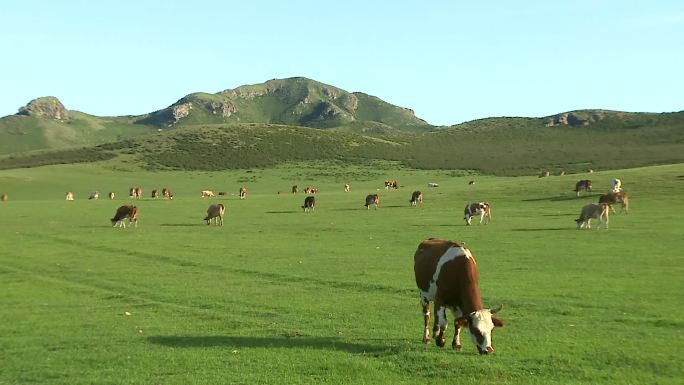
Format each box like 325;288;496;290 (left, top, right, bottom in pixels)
435;338;446;348
452;343;462;351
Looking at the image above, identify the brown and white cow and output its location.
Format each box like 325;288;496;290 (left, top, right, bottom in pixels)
385;180;398;189
111;205;138;228
344;183;350;192
538;170;550;178
66;192;74;201
162;188;173;200
575;203;609;229
239;187;247;200
129;187;142;199
365;194;380;210
201;190;215;198
464;202;491;225
598;192;629;214
410;191;423;207
108;192;115;200
89;191;99;200
574;180;593;196
204;203;225;226
292;185;299;194
414;238;503;354
151;189;160;199
302;196;316;212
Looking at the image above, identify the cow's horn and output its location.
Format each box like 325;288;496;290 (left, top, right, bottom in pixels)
490;304;503;314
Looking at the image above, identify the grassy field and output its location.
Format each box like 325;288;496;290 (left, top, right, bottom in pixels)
0;161;683;384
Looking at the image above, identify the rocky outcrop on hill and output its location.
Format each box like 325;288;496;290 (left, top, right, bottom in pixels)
17;96;70;120
546;111;607;127
171;102;192;124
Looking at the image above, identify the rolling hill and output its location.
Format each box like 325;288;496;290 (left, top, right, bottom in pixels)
0;78;683;175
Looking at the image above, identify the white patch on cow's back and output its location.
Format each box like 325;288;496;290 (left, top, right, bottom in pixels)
421;246;467;302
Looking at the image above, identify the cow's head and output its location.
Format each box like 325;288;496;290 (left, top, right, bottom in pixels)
467;305;503;355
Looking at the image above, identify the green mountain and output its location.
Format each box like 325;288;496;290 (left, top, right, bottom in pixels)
1;79;683;175
134;77;431;131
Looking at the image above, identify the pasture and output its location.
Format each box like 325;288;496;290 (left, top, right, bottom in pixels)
0;161;683;384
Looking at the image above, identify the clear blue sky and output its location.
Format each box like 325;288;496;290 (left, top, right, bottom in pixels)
1;1;682;125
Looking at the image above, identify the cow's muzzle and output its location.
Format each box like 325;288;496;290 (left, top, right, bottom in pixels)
478;346;494;355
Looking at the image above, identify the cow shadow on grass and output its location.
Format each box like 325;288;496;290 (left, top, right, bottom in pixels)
147;335;397;355
522;193;602;202
160;223;205;227
511;227;572;231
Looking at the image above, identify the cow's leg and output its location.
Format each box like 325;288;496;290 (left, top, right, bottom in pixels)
434;299;448;347
452;317;466;351
420;295;431;343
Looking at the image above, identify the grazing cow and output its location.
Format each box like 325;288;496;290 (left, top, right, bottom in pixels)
151;189;160;199
111;205;138;228
598;191;629;214
427;182;439;188
468;180;475;185
410;191;423;207
611;178;622;193
162;188;173;200
302;196;316;212
385;180;398;189
204;203;225;226
66;192;74;201
365;194;380;210
239;187;247;200
464;202;491;225
108;192;115;200
303;187;319;194
201;190;215;198
557;170;565;176
539;170;550;178
414;238;504;354
575;203;609;229
292;185;299;194
574;180;593;196
218;191;228;196
344;183;350;192
1;193;7;202
89;191;99;200
129;187;142;199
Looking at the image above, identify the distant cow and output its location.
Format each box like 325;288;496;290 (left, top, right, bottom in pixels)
414;238;504;354
151;189;160;199
292;185;299;194
344;183;350;192
218;191;228;196
464;202;491;225
575;203;609;229
111;205;138;228
539;170;550;178
162;188;173;200
239;187;247;200
1;193;7;202
385;180;398;189
66;192;74;201
303;187;319;194
204;203;225;226
365;194;380;210
129;187;142;199
611;178;622;193
557;170;565;176
574;180;593;196
302;196;316;212
468;180;475;185
201;190;215;198
598;191;629;214
410;191;423;207
89;191;99;200
427;182;439;188
108;192;115;200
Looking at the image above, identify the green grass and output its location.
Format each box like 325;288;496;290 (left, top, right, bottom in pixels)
0;162;683;384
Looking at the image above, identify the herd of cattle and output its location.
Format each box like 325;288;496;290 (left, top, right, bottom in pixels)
0;174;633;355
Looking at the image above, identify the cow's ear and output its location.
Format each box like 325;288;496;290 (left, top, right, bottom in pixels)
492;316;504;327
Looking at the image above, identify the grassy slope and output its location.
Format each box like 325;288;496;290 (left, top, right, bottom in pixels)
0;161;682;384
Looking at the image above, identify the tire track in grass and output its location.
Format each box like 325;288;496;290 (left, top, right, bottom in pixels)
30;233;415;299
0;256;276;327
